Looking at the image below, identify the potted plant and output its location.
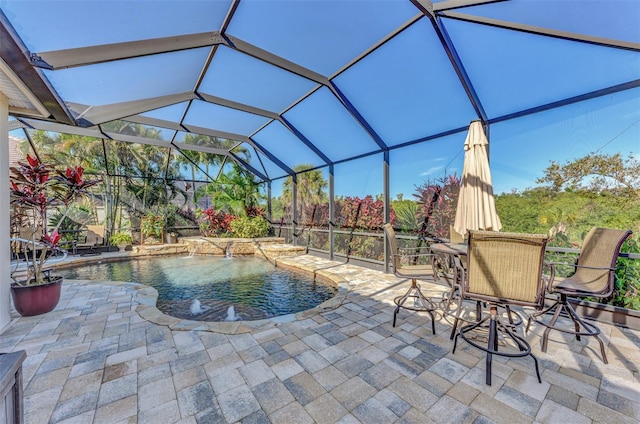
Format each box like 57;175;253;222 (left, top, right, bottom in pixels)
9;155;101;316
166;232;178;244
140;213;164;244
109;231;133;252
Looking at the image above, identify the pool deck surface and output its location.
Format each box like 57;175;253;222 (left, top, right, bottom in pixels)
2;252;639;424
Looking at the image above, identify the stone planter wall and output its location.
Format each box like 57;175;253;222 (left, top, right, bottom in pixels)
132;237;306;260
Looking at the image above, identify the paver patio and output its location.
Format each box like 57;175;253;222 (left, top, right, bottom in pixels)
2;253;639;423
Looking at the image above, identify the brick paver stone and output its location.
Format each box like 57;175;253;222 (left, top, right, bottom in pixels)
2;254;638;424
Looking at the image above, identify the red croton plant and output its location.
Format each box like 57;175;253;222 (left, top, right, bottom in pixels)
10;155;101;285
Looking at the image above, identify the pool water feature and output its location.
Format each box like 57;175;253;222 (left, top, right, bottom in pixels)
58;255;337;321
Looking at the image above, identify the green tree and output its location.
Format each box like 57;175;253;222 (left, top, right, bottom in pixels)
537;152;639;200
391;200;421;233
101;122;188;216
281;165;328;224
198;163;265;216
176;134;235;209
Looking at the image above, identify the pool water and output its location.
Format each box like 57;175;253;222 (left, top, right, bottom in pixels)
58;255;337;321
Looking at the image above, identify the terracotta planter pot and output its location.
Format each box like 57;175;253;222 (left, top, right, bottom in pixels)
11;277;63;317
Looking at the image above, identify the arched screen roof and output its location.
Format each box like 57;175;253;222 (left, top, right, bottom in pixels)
1;0;639;186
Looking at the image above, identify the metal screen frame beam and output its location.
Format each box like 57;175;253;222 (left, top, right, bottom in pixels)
223;35;330;86
247;137;295;177
412;0;487;122
16;117;104;138
292;174;298;245
122;114;251;145
328;82;389;152
330;13;423;80
433;0;508;12
227;153;269;182
169;143;218;183
0;10;74;124
69;93;198;127
164;140;232;157
38;32;227;70
198;93;280;119
441;11;640;52
16;116;234;156
489;79;640;125
279;116;332;165
329;164;335;260
383;150;390;272
178;124;250;144
99;129;171;149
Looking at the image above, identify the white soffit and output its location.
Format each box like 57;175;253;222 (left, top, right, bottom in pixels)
0;57;49;118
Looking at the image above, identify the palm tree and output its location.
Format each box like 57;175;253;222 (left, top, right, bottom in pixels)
176;134;250;209
281;164;328;225
200;163;265;216
101;121;188;229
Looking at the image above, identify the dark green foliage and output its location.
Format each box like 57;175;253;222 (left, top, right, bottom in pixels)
496;188;639;310
496;190;639;239
198;163;265;216
611;238;640;310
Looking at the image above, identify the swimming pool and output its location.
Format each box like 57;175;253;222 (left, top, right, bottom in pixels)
58;255;337;321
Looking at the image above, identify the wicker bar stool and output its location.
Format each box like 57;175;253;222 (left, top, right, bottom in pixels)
527;227;631;363
452;230;550;385
383;223;437;334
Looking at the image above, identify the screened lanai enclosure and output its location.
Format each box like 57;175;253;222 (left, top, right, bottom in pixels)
1;1;639;268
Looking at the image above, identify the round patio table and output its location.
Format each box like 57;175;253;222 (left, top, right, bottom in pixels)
429;242;474;339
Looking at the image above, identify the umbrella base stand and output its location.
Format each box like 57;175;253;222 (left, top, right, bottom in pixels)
393;279;436;334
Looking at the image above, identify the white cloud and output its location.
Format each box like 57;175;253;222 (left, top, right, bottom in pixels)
419;166;443;177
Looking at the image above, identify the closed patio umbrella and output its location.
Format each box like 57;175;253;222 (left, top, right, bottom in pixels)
453;121;502;237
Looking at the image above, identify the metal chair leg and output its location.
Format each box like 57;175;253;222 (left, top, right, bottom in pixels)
455;305;541;386
450;299;482;340
392;279;436;334
529;293;608;363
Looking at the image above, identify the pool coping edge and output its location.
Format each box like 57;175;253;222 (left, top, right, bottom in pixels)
65;256;352;334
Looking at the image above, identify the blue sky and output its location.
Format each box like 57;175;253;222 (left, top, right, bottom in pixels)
2;0;639;198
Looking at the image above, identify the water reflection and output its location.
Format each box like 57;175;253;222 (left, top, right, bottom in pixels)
59;256;336;321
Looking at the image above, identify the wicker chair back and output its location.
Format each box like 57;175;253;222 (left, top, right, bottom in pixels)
465;231;548;308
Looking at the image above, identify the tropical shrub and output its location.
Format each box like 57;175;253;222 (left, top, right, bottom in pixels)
197;208;235;236
48;203;92;243
140;213;164;239
334;195;394;260
392;200;421;233
336;195;391;230
10;155;101;284
230;216;269;238
610;237;640;310
109;231;133;246
245;205;265;218
413;174;460;239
